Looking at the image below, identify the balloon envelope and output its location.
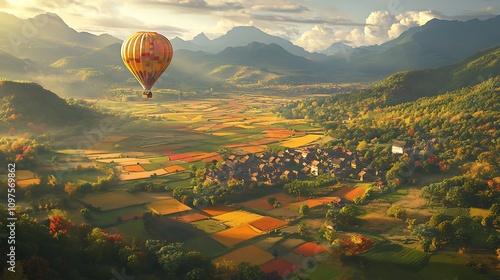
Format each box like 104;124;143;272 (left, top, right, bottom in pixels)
121;32;173;97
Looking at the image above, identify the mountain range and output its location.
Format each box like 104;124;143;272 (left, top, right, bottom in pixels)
1;12;500;96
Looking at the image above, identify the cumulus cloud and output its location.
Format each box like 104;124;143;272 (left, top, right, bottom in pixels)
294;10;443;51
293;25;335;52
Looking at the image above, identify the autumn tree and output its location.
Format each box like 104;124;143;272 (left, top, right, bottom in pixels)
49;215;72;236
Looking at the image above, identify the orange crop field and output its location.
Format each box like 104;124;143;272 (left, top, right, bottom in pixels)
292;242;327;257
164;165;186;173
241;146;265;153
124;165;146;172
288;196;341;210
210;225;261;246
212;210;264;228
249;217;288;233
214;245;274;266
201;205;237;217
17;178;41;187
148;197;192;215
333;186;366;201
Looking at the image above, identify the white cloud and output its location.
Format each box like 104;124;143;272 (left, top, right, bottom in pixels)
293;25;335;52
294;10;443;50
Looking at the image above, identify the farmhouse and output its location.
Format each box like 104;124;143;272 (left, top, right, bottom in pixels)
392;140;411;154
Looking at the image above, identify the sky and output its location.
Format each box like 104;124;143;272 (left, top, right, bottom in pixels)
1;0;499;51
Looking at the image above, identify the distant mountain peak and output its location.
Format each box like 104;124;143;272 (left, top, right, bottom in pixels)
192;32;211;45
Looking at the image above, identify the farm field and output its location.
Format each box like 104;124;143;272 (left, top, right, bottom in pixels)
333;186;367;201
212;210;265;227
191;219;227;233
148;197;192;215
79;190;147;211
239;192;297;210
210;225;261;246
213;245;275;266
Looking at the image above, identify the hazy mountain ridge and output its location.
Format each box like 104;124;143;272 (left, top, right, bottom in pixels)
2;12;500;96
0;12;121;65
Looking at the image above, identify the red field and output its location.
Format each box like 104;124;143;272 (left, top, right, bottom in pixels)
292;242;326;257
260;258;300;278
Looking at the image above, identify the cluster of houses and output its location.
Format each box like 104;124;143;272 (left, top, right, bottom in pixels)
205;146;387;186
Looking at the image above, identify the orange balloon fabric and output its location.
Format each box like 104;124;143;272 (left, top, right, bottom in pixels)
121;32;173;91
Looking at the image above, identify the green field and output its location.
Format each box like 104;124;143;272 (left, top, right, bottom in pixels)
63;170;106;184
360;241;428;272
91;205;147;227
294;263;341;280
111;219;150;240
417;253;489;280
191;219;227;234
183;235;227;258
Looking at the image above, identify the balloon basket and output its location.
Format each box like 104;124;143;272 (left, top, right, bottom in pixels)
142;91;153;98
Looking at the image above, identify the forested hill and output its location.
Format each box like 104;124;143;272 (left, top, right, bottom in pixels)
275;45;500;190
368;46;500;104
0;80;99;130
275;46;500;122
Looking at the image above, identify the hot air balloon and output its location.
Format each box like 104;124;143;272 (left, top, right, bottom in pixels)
121;32;173;98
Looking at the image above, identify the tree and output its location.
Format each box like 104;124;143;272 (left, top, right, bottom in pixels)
234;262;264;280
299;204;310;216
64;182;77;198
342;235;373;256
79;207;91;220
267;197;277;207
386;204;406;219
298;221;308;236
23;255;50;280
49;215;72;236
214;260;238;280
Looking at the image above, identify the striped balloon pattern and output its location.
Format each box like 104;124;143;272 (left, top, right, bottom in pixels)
121;32;173;96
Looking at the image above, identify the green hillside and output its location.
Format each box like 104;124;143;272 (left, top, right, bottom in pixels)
369;46;500;104
0;80;99;130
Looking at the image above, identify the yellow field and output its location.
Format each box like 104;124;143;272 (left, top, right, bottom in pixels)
15;170;36;180
470;207;490;218
280;135;323;148
79;190;146;211
119;168;168;181
212;210;265;228
210;225;261;246
148;197;192;215
213;245;274;266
